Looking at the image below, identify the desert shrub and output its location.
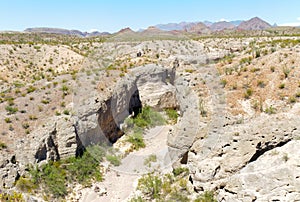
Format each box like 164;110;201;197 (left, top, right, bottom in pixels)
133;169;195;201
165;109;178;123
26;145;105;198
4;117;12;123
282;67;290;78
65;145;104;185
239;56;252;65
194;191;217;202
133;106;165;128
144;154;157;167
0;141;7;150
220;79;227;88
244;88;253;99
26;85;36;93
22;122;30;129
257;80;265;88
173;167;189;177
282;153;289;162
0;191;24;201
185;69;195;73
5;105;18;114
265;106;276;114
124;106;164;151
199;99;207;117
106;154;121;166
129;196;145;202
250;67;260;72
41;99;50;104
63;109;70;115
279;83;285;89
38;161;67;197
288;96;296;103
255;49;261;58
15;177;36;192
29;115;37;120
270;66;275;72
127;132;146;150
137;173;162;199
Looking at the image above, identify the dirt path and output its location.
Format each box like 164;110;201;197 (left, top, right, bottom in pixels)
79;125;173;202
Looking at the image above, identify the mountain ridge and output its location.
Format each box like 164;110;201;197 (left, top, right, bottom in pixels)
24;27;110;37
24;17;277;37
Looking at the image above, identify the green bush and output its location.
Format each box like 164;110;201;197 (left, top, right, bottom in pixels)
63;109;70;115
127;132;146;150
165;109;178;123
137;173;162;199
39;161;67;197
282;67;290;78
61;85;70;95
265;106;276;114
220;79;227;88
134;170;193;201
144;154;157;167
0;141;7;150
106;154;121;166
288;96;296;103
26;85;36;93
0;191;24;202
137;106;165;128
41;99;50;104
26;145;105;198
173;167;189;177
244;88;253;99
169;190;190;202
5;105;18;114
65;145;104;185
194;191;217;202
15;177;36;193
130;196;145;202
279;83;285;89
4;117;12;123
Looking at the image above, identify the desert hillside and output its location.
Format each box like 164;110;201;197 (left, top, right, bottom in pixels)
0;29;300;201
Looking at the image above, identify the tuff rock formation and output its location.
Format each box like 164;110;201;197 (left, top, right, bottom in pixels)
0;64;178;188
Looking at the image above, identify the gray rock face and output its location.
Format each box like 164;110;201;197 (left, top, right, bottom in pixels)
167;76;200;164
0;160;19;188
187;113;300;200
218;140;300;201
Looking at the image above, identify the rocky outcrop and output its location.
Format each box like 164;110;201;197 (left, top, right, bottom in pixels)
167;75;200;164
0;64;178;188
187;113;300;200
219;140;300;201
0;155;19;188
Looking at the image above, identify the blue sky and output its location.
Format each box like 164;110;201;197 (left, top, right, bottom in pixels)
1;0;300;32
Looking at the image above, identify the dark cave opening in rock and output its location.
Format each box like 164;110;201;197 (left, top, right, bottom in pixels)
97;88;143;144
180;151;189;164
128;89;142;118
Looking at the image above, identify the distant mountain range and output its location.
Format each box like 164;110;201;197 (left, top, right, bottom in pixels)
24;17;275;37
154;17;271;31
155;20;243;31
24;27;110;37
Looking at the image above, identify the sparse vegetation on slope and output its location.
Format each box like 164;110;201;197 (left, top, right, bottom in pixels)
130;167;217;202
17;145;105;198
